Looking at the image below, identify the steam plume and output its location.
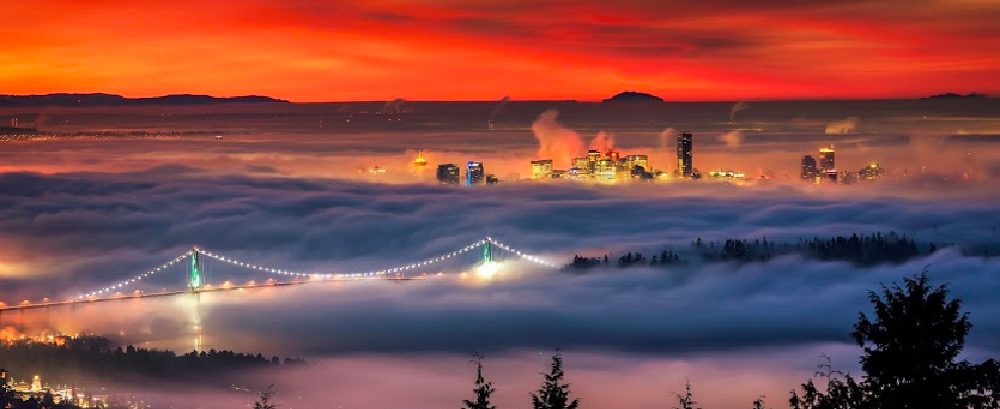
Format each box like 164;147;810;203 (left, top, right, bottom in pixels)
531;110;584;169
825;117;859;134
730;102;748;121
719;130;744;149
590;131;615;153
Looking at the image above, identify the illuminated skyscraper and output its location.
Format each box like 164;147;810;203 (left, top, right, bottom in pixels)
677;132;693;177
436;164;460;184
801;155;818;181
467;161;485;185
819;144;835;172
819;144;836;183
531;159;553;179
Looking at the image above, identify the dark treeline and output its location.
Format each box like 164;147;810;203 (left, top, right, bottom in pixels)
565;248;686;270
565;232;936;270
0;336;306;387
448;269;1000;409
695;232;926;265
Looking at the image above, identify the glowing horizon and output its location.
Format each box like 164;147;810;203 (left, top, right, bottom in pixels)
3;0;999;101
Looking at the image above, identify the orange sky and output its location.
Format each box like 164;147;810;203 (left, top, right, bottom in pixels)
2;0;999;101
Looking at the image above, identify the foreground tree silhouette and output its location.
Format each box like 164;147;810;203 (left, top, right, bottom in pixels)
253;384;278;409
463;353;498;409
751;395;770;409
531;350;580;409
791;269;1000;409
788;355;864;409
672;379;701;409
852;269;1000;408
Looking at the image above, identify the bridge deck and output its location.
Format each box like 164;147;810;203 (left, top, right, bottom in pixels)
0;277;417;312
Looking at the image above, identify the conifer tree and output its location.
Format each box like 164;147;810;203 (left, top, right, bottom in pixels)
463;353;497;409
531;350;580;409
672;379;701;409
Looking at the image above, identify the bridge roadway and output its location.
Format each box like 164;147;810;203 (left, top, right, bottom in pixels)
0;276;417;313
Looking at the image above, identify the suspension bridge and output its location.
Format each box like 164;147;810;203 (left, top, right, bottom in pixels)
0;237;556;313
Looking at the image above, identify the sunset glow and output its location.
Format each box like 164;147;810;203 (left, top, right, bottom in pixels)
4;0;1000;100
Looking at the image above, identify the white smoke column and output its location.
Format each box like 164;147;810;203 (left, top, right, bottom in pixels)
531;110;585;169
720;130;744;149
590;131;615;153
825;117;859;134
730;102;748;122
490;96;511;122
659;128;677;149
659;128;677;170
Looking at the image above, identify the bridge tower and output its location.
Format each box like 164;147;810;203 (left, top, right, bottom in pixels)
482;240;493;264
189;247;203;290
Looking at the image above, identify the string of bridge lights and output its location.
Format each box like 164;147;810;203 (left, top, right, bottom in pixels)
74;237;556;300
77;250;193;299
198;249;316;278
200;239;490;279
485;237;559;268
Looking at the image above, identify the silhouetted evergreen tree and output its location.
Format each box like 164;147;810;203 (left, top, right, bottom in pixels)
852;269;1000;408
788;354;864;409
672;379;701;409
463;353;497;409
790;269;1000;409
531;351;579;409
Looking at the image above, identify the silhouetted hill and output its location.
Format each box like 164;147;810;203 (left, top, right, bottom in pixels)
602;91;665;103
0;93;289;106
927;92;989;99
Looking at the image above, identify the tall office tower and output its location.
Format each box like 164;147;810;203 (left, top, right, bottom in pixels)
819;144;836;183
531;159;553;179
801;155;818;181
467;161;485;185
436;164;460;185
819;144;835;172
677;132;693;177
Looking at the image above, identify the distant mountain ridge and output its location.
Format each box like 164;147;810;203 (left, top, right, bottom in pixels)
0;93;289;106
603;91;665;103
927;93;989;99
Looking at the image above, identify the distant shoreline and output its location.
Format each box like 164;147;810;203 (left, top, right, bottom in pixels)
0;93;995;107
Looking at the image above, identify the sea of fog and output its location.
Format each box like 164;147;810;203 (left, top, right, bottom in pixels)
1;100;999;408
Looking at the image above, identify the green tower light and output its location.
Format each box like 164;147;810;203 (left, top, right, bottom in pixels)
190;247;203;289
483;241;493;264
